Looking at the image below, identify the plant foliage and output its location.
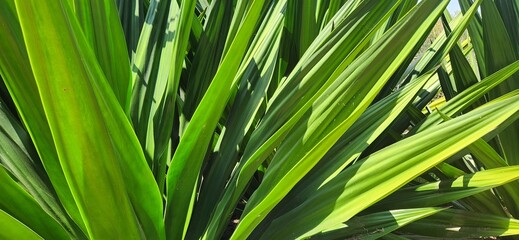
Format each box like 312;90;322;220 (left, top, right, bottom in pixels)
0;0;518;239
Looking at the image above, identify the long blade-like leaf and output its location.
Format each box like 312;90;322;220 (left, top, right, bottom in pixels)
234;1;449;238
14;0;164;238
165;0;266;238
372;166;519;211
401;209;519;238
204;1;405;237
0;166;70;239
0;209;44;240
0;0;85;231
309;208;445;240
73;0;132;110
263;90;519;239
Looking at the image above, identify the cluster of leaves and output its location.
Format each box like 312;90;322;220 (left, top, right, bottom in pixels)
0;0;518;239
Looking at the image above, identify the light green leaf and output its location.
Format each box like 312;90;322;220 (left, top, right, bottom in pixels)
234;1;448;238
14;0;164;238
253;71;436;232
0;166;70;239
416;60;519;132
205;1;405;237
0;209;43;240
372;166;519;211
262;88;519;239
0;0;84;230
0;100;85;238
130;0;180;185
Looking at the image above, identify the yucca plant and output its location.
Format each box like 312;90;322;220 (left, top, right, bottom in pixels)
1;0;519;239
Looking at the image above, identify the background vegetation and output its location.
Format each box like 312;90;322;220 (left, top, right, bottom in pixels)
0;0;519;239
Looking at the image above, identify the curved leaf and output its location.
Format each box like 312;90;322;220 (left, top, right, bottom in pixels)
373;166;519;211
0;166;70;239
0;209;43;240
263;89;519;239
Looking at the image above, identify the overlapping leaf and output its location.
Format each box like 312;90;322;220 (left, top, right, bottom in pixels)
14;0;163;238
262;91;519;239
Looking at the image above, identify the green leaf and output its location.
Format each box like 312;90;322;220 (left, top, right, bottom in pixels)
372;166;519;211
115;0;146;57
130;0;196;198
401;209;519;238
481;0;519;166
261;88;519;239
251;71;436;233
205;1;405;237
494;1;519;55
0;166;70;239
0;100;85;238
380;233;412;240
130;0;179;182
187;5;284;238
416;60;519;132
182;0;234;118
468;139;519;217
421;0;482;73
234;1;449;238
459;0;486;77
285;0;319;58
448;35;479;97
72;0;132;111
0;0;85;231
0;209;43;240
309;208;445;240
164;0;266;238
437;65;456;100
14;0;164;238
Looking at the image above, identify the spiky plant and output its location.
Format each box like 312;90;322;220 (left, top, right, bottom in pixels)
1;0;519;239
